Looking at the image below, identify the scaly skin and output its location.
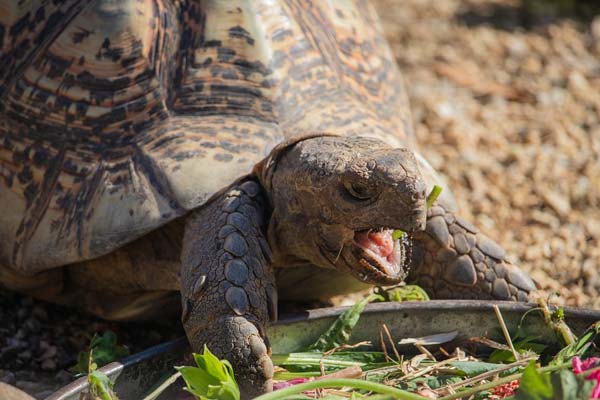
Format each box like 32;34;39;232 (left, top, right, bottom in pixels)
409;203;536;301
181;180;276;397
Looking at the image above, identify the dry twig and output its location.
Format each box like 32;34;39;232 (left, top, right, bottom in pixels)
493;305;519;361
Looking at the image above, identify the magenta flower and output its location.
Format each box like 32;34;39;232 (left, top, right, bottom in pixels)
273;377;310;391
573;356;600;398
273;377;319;397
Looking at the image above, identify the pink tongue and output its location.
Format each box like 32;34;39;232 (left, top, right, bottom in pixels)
355;230;394;259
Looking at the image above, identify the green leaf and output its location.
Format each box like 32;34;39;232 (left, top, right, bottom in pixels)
253;378;429;400
489;337;547;363
473;392;493;400
554;307;565;321
551;321;600;366
72;331;129;374
514;361;553;400
489;349;518;363
449;361;506;377
273;351;390;373
426;185;443;208
177;366;217;398
276;351;388;364
373;285;429;302
398;375;462;391
193;345;231;382
88;370;118;400
177;346;240;400
392;230;405;240
549;369;595;400
306;295;373;352
420;375;463;389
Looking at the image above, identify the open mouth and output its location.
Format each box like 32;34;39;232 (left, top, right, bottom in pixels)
353;228;411;278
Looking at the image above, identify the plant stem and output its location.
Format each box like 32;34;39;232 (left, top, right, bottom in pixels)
493;305;519;361
274;371;322;380
272;353;368;368
444;356;535;392
538;298;576;346
141;371;181;400
272;351;391;370
426;185;443;208
397;357;458;382
437;363;570;400
254;378;427;400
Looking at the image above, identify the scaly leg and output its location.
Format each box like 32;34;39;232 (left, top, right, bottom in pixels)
408;202;536;301
180;180;277;397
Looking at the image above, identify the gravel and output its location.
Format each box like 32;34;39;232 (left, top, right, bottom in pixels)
0;290;181;398
1;0;599;397
373;0;600;308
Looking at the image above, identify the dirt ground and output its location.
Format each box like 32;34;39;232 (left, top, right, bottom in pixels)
1;0;599;397
374;0;600;308
0;290;182;398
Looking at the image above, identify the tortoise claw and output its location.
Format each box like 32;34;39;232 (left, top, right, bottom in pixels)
185;315;273;399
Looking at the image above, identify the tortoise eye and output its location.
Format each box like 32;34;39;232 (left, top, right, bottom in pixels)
344;181;371;200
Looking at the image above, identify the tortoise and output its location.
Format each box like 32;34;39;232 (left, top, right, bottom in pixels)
0;0;537;396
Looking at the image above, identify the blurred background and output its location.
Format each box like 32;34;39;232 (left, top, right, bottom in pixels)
373;0;600;308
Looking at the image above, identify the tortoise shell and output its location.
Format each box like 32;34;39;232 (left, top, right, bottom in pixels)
0;0;415;271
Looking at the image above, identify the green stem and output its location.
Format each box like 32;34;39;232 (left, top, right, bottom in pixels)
426;185;442;208
272;354;368;368
438;363;570;400
538;298;576;346
141;371;181;400
273;371;322;380
253;378;427;400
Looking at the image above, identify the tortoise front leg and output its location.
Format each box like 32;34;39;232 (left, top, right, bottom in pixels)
408;202;536;301
181;180;276;397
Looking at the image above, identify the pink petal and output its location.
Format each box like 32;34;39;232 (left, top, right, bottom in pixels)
592;383;600;399
574;357;584;374
273;378;310;391
588;371;600;381
582;358;600;370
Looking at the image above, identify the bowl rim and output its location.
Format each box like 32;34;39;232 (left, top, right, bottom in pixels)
47;300;600;399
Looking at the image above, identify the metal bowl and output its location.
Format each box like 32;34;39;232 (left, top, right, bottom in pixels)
48;300;600;400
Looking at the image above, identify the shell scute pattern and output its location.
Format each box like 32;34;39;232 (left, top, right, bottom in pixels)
0;0;414;272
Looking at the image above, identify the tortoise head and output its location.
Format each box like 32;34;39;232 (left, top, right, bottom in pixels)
256;135;427;284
